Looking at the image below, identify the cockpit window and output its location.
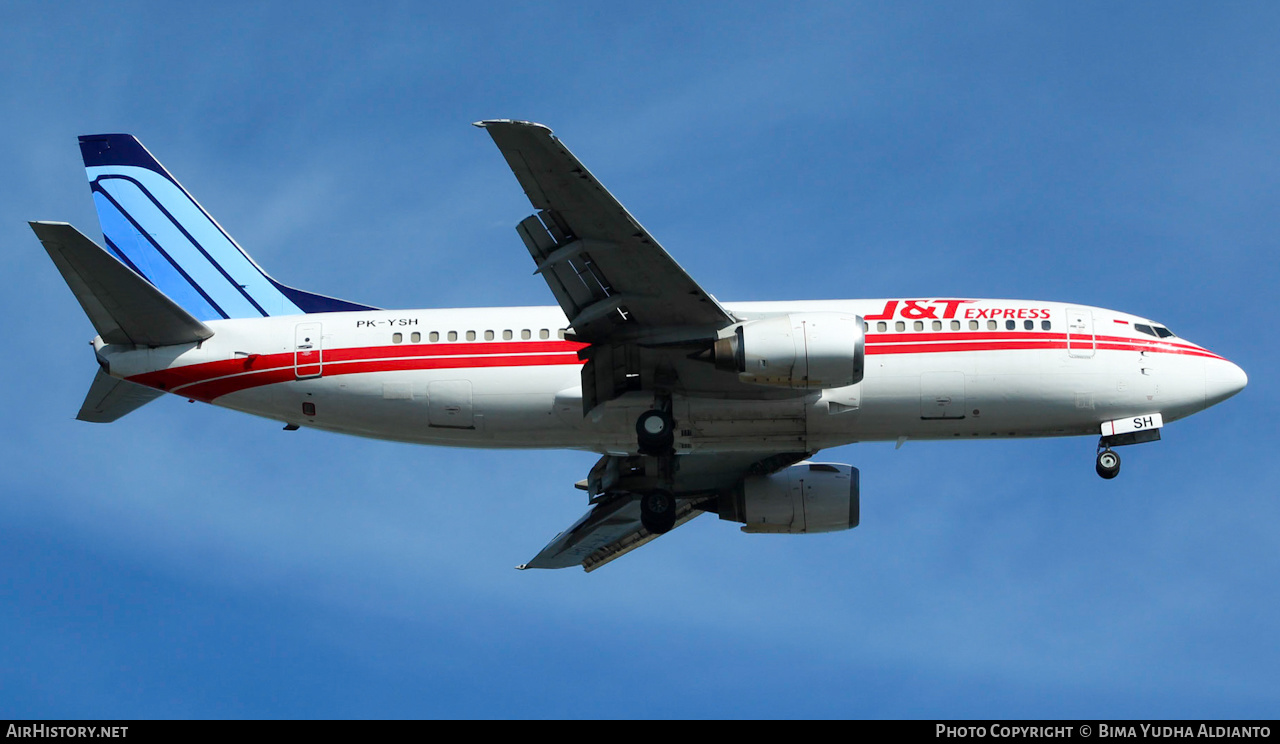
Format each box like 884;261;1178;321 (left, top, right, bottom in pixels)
1135;323;1176;338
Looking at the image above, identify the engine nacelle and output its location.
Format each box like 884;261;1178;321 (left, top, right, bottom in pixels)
718;462;860;534
713;312;864;389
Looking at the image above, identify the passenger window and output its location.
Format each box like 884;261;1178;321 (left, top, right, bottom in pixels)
969;320;979;330
914;321;924;331
877;321;887;333
932;320;942;331
557;329;566;339
392;332;403;344
895;321;906;332
503;330;513;340
429;331;439;342
411;331;421;343
1041;321;1051;331
466;331;476;341
1024;320;1034;330
484;330;494;341
987;320;997;330
448;331;458;341
540;329;550;340
863;322;869;333
950;320;960;331
1006;320;1016;330
522;329;532;340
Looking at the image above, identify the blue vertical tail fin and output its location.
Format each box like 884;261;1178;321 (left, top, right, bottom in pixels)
80;134;375;320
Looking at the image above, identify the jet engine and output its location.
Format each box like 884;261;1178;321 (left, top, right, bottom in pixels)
717;462;860;534
712;312;864;389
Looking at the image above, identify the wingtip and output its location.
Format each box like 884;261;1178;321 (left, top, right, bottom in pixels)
473;119;553;133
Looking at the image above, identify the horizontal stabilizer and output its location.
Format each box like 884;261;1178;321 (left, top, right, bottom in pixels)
77;368;164;423
32;221;214;347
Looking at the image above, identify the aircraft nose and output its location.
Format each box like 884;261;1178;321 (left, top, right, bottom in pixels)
1205;357;1248;407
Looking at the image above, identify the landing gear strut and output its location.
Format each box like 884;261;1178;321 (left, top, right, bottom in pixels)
1096;448;1121;480
636;394;678;532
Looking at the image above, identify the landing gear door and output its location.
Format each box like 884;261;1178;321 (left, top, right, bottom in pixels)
1067;307;1095;359
294;322;323;378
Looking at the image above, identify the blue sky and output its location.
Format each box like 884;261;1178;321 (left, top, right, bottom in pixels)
2;2;1277;718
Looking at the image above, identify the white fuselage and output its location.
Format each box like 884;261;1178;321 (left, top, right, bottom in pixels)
95;298;1244;456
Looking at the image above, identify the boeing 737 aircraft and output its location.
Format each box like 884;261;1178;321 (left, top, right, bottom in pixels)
32;121;1247;571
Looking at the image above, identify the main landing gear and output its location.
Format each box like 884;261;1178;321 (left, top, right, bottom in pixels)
636;395;678;534
1095;447;1121;480
636;408;675;456
639;489;677;534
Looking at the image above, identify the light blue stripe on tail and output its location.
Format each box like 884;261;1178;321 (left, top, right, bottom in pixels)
80;135;375;320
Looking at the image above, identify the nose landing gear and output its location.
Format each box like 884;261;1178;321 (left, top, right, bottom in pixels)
1093;417;1162;480
1096;447;1121;480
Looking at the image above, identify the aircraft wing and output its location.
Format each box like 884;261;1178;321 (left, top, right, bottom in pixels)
519;451;807;571
475;120;736;344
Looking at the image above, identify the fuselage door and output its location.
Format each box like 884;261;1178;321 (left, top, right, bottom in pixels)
1067;308;1095;358
294;322;323;378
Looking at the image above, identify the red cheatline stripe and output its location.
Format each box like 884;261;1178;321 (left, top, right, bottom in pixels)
130;334;1223;403
128;340;590;391
870;331;1063;343
868;339;1068;355
173;352;584;402
867;330;1209;354
867;338;1222;359
128;340;588;402
332;340;582;362
1093;342;1221;359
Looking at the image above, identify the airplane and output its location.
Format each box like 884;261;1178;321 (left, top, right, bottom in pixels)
31;121;1248;571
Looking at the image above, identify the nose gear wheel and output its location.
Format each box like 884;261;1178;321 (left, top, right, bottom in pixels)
1096;448;1121;479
